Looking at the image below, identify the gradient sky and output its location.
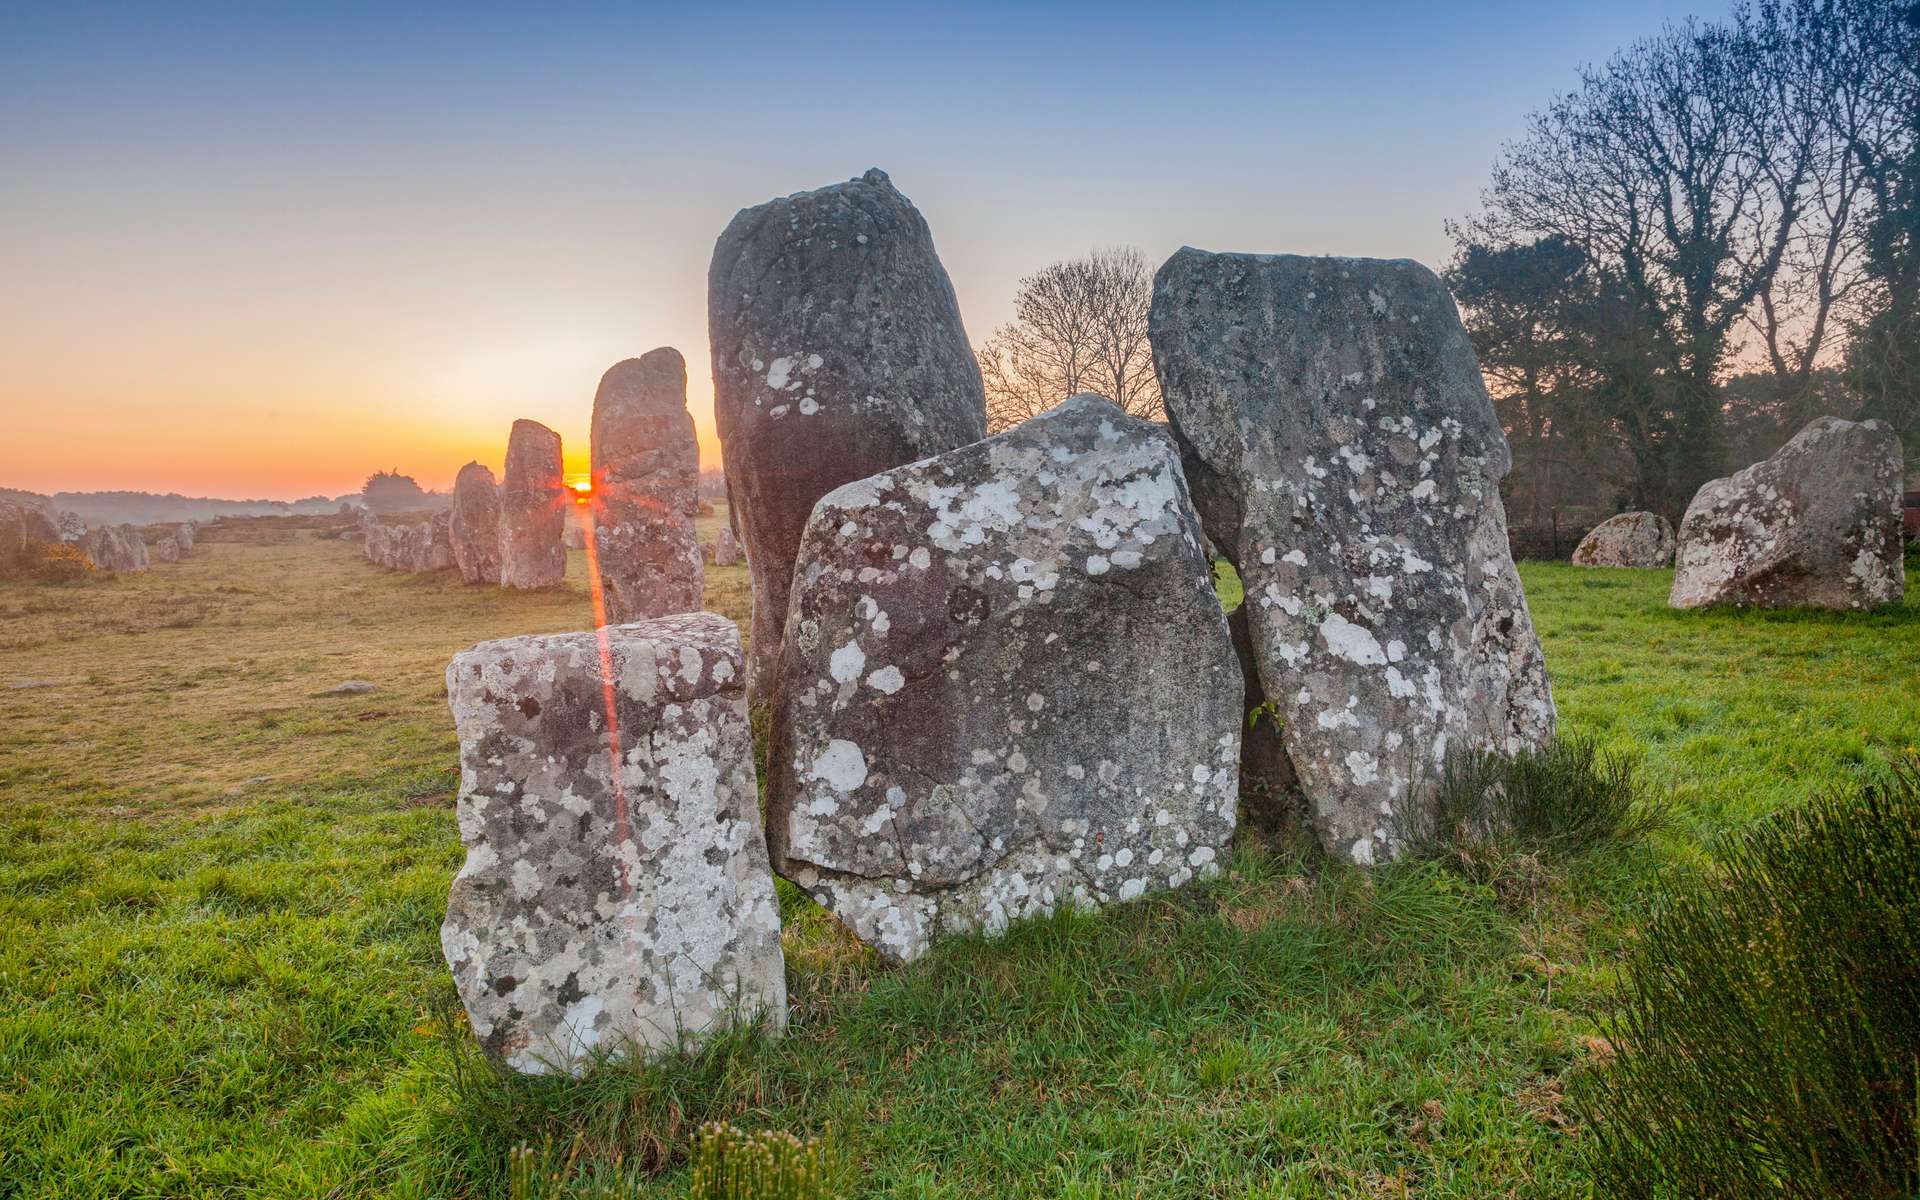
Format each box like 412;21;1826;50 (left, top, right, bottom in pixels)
1;1;1728;500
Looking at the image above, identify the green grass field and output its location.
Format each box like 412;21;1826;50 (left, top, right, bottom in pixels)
1;517;1914;1199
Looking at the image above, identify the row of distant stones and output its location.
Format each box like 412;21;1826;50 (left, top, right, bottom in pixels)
361;351;745;609
440;169;1909;1076
0;495;194;573
1572;417;1905;611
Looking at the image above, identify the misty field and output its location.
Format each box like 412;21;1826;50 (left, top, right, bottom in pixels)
1;521;1915;1199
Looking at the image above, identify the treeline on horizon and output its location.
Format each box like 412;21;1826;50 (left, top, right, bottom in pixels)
1444;0;1920;529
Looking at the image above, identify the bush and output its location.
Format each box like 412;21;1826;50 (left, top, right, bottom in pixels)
1578;757;1920;1198
1398;737;1656;882
0;539;95;583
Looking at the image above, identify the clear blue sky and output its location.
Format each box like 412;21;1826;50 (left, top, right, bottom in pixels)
0;1;1728;497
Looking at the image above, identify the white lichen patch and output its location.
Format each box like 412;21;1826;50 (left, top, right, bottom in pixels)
442;614;785;1077
767;394;1242;962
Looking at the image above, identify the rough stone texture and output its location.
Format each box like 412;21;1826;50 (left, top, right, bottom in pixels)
712;526;743;567
150;534;181;564
422;509;455;571
710;168;987;701
57;512;86;543
0;502;41;562
442;612;786;1075
174;522;195;555
500;419;567;589
591;349;704;622
361;510;451;572
1572;511;1674;568
80;523;149;573
451;463;504;585
1670;416;1905;610
767;394;1241;963
0;490;59;543
1150;249;1555;866
564;519;586;551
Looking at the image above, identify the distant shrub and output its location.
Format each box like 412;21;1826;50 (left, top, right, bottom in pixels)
1578;757;1920;1198
1398;737;1656;883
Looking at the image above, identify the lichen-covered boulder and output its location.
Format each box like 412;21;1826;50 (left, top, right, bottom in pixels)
1150;249;1555;866
1573;512;1675;568
712;526;743;567
709;168;987;701
80;523;148;573
1671;417;1904;610
767;394;1241;963
150;534;180;564
591;350;704;622
442;612;786;1075
450;463;503;584
173;522;195;555
500;419;567;589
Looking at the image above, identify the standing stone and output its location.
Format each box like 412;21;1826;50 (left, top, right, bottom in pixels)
591;349;704;622
0;502;42;564
1573;512;1675;568
442;612;785;1075
150;534;181;564
564;521;586;550
500;419;567;589
1671;416;1904;610
0;490;59;543
57;512;86;544
709;168;987;701
418;508;455;571
712;526;743;567
174;522;195;555
80;523;149;573
768;395;1241;963
1150;249;1555;866
450;463;504;585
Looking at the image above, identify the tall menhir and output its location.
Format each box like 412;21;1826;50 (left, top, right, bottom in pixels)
708;168;987;703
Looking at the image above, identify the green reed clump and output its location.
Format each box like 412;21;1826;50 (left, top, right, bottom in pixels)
1398;736;1658;890
687;1123;837;1200
1578;756;1920;1198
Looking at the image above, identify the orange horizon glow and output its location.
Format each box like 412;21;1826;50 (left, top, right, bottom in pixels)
0;395;724;502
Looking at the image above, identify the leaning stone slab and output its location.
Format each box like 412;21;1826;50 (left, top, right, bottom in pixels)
1150;249;1555;866
768;394;1241;963
450;463;504;585
500;419;567;589
1573;511;1675;568
710;168;987;701
1671;416;1904;610
591;349;704;622
443;612;785;1075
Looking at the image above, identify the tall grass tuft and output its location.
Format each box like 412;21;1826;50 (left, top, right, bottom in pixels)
1578;756;1920;1198
687;1123;837;1200
1398;737;1658;891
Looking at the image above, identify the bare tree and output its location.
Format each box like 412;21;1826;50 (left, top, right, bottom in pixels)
978;247;1163;433
1453;0;1915;517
